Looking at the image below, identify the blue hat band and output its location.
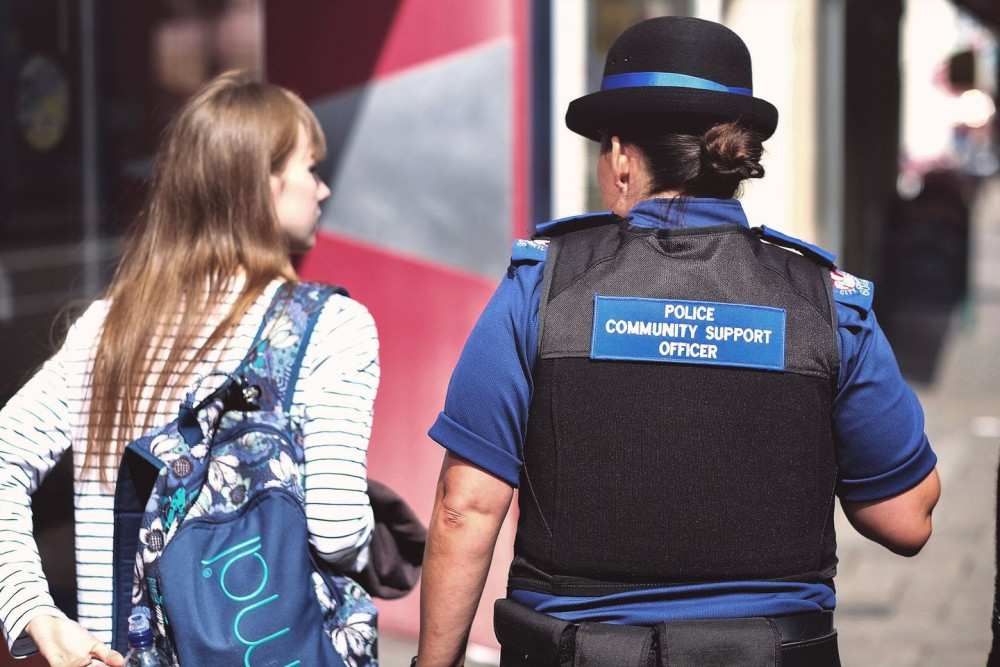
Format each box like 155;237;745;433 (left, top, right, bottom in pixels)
601;72;752;97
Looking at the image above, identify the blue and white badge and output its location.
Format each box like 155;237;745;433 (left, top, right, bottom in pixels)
511;238;549;263
830;270;873;312
591;295;786;371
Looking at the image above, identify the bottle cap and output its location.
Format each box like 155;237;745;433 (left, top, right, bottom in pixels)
127;613;154;648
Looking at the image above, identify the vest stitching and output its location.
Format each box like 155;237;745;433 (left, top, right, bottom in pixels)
548;359;566;563
815;473;841;578
743;234;838;333
740;233;839;379
825;273;842;387
520;447;554;541
545;231;639;305
540;232;645;358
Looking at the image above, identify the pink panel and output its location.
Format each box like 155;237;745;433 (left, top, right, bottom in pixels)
374;0;510;78
298;232;513;645
297;232;495;492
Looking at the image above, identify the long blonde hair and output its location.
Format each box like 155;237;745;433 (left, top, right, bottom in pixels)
86;70;327;480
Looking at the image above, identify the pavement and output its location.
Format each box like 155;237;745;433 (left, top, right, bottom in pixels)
385;177;1000;666
833;175;1000;666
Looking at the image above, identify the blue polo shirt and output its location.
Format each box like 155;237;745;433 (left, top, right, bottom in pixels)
429;197;937;624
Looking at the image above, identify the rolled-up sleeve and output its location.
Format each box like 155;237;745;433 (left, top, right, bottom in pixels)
428;262;544;487
833;304;937;502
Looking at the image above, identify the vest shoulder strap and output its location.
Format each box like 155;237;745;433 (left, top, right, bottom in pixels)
533;211;621;238
756;225;837;269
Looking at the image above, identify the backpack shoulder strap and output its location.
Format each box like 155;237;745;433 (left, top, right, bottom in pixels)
241;281;345;411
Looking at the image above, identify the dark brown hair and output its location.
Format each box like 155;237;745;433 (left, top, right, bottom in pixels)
604;121;765;199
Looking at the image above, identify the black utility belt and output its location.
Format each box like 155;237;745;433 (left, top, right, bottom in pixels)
494;598;839;667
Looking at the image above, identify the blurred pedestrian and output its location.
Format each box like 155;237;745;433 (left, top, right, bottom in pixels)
416;16;940;667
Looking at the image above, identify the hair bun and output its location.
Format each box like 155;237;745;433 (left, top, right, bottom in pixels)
700;123;765;181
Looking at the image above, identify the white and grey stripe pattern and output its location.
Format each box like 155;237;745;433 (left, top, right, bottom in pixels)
0;279;377;656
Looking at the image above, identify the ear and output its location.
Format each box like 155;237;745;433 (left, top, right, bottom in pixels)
608;135;632;197
269;172;284;201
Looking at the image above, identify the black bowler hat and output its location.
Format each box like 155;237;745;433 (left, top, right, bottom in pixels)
566;16;778;141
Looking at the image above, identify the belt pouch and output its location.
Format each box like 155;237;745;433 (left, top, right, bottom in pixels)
495;598;575;664
657;617;781;667
573;622;654;667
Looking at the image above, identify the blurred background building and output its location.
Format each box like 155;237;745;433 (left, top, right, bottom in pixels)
0;0;997;664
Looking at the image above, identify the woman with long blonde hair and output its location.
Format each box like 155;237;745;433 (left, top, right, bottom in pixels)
0;71;377;666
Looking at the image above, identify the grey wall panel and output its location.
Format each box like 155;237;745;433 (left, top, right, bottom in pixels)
312;42;513;279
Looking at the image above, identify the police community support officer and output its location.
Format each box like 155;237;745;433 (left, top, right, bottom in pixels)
416;16;941;667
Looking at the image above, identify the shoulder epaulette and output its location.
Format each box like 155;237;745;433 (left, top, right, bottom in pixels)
830;269;874;313
756;225;837;269
511;238;550;264
533;211;620;238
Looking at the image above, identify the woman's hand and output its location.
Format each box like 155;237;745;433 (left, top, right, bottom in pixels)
25;615;125;667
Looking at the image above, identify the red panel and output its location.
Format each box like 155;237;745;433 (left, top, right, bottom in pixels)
298;233;495;496
298;232;508;642
266;0;509;101
373;0;510;79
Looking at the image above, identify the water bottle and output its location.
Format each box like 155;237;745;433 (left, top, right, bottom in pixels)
124;614;172;667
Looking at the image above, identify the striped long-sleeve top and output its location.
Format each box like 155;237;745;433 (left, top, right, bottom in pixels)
0;279;378;656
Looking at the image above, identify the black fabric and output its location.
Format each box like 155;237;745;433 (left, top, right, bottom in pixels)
540;223;837;376
657;617;779;667
495;597;839;667
769;610;833;643
780;632;840;667
499;632;840;667
495;598;575;664
535;221;624;369
500;646;573;667
349;479;426;599
512;221;839;594
565;16;778;140
750;235;838;331
515;361;838;590
574;622;655;667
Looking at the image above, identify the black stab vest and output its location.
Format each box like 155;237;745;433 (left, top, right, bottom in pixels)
508;220;841;597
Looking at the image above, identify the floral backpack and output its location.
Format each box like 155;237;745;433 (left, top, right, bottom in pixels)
112;281;378;666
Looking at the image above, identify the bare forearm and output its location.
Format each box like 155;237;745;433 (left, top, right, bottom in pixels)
418;508;501;665
843;467;941;556
418;454;514;666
